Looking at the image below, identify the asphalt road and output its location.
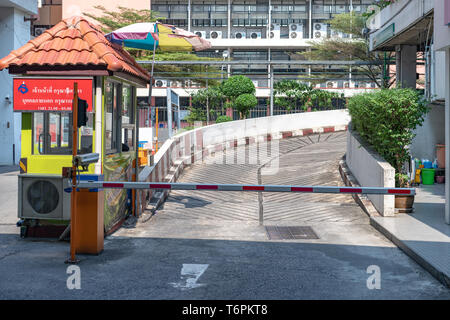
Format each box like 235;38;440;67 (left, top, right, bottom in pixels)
0;134;449;299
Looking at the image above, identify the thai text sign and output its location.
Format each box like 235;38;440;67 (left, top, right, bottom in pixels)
13;78;93;112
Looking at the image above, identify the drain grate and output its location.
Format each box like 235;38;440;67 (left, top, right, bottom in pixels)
265;226;319;240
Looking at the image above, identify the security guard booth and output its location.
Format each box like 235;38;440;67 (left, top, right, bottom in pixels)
0;16;150;239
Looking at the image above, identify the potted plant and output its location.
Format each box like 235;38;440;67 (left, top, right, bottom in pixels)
435;170;445;184
395;173;414;214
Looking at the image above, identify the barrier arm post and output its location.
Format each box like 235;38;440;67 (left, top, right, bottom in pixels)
66;82;79;264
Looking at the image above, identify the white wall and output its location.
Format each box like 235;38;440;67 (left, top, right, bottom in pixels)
199;109;349;147
434;0;450;51
0;3;35;165
431;49;446;100
346;128;396;216
410;104;446;162
434;0;450;225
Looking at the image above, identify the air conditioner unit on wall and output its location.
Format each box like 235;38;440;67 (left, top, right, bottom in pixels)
235;31;246;39
155;79;168;88
336;5;346;13
313;23;328;39
250;32;262;39
210;31;222;39
330;29;344;39
194;31;206;38
18;175;71;220
34;27;48;37
171;81;183;87
289;23;303;39
252;80;258;88
268;23;280;39
189;81;201;88
326;81;338;88
356;81;368;88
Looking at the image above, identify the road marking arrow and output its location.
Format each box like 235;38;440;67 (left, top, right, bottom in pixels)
170;264;209;290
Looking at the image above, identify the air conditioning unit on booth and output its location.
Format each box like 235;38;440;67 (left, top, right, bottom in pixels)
313;23;328;39
289;24;303;39
18;175;71;220
235;31;246;39
155;79;168;88
250;31;262;39
210;31;222;39
252;80;259;88
194;31;206;38
268;23;280;39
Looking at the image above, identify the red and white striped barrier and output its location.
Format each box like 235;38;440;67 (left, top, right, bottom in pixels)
77;181;415;196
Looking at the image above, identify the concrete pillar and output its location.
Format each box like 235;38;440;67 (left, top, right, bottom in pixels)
396;44;417;88
309;0;312;39
227;0;231;39
445;48;450;225
187;0;191;32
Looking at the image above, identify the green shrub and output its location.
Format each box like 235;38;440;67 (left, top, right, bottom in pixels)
221;75;255;98
235;93;258;118
347;88;429;187
216;115;233;123
185;108;206;124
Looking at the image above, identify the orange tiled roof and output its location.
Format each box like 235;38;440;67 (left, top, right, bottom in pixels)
0;16;150;83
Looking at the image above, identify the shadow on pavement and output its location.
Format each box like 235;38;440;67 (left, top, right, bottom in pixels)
0;165;19;174
0;232;449;299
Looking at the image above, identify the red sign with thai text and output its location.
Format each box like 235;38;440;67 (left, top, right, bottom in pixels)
13;78;93;112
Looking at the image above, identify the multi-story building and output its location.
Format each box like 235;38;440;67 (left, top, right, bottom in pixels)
0;0;38;165
148;0;377;100
30;1;378;113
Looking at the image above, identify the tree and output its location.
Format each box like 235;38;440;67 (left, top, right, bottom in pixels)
189;86;225;122
221;75;257;119
274;80;341;112
85;6;221;86
297;12;395;88
235;94;257;118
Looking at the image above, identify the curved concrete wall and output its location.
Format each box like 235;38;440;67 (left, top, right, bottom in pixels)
137;109;350;214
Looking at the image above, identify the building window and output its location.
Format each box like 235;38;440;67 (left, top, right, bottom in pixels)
33;112;44;155
105;81;120;153
121;84;135;151
32;111;93;155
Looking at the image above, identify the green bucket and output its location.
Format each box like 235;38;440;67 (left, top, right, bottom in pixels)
421;168;435;185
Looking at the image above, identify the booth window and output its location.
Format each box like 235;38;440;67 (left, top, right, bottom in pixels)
121;84;135;151
105;81;120;153
32;111;93;155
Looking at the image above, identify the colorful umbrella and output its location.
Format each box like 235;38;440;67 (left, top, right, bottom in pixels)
106;22;211;154
105;22;211;52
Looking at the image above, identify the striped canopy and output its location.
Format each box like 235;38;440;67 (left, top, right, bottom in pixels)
105;22;211;52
